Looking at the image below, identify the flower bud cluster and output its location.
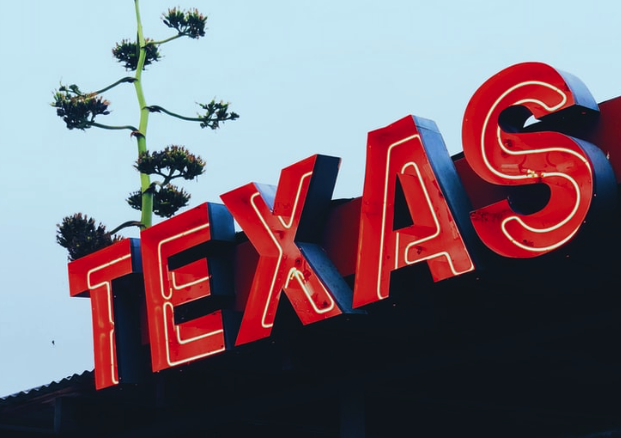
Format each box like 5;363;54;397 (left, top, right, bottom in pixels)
199;100;240;130
127;146;206;218
57;214;121;261
163;7;207;39
52;85;110;130
113;39;161;71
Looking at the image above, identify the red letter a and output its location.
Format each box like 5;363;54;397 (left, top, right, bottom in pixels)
354;116;476;308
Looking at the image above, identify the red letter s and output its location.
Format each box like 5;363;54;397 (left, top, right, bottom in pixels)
462;62;616;257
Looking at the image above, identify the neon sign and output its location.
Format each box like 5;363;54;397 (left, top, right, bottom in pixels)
68;62;618;389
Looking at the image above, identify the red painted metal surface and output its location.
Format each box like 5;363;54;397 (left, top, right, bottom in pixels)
584;95;621;181
320;197;361;278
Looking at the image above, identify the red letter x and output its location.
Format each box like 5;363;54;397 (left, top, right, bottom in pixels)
221;154;354;346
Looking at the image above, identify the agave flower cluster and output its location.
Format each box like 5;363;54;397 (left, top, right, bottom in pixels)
52;85;110;130
127;146;206;218
113;38;161;71
162;7;207;39
145;100;239;131
199;100;240;129
57;214;122;261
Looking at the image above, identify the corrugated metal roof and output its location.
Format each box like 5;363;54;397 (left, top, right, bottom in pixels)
0;370;93;405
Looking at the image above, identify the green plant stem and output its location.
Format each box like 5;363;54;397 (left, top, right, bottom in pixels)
134;0;153;228
146;105;203;122
150;34;183;46
93;77;136;95
90;122;138;131
109;220;145;234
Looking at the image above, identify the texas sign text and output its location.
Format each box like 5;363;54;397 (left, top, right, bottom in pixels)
68;62;619;389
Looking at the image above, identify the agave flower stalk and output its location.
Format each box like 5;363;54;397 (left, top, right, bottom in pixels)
54;1;239;260
133;0;154;228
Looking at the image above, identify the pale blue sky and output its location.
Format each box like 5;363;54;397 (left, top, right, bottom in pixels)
1;0;620;396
